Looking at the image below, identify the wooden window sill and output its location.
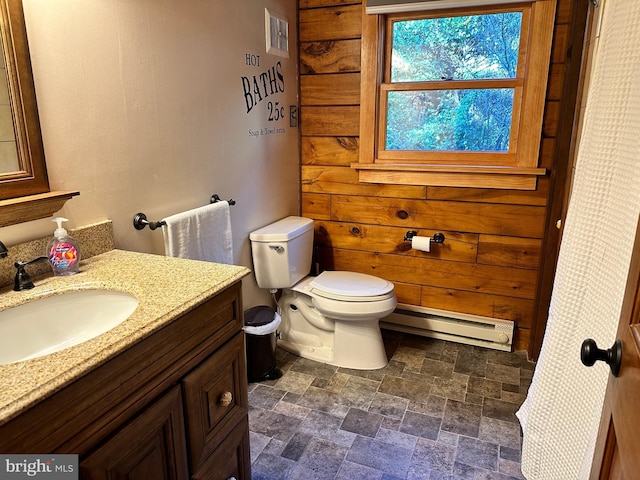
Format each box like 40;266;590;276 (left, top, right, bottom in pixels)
351;164;546;190
0;190;80;227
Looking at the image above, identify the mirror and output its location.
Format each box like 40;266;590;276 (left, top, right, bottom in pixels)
0;0;49;201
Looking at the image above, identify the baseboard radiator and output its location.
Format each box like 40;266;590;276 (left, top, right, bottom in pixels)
380;304;515;352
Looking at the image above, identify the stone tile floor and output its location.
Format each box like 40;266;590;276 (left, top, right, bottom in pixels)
248;330;534;480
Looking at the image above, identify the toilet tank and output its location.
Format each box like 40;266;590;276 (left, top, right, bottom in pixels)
249;216;314;289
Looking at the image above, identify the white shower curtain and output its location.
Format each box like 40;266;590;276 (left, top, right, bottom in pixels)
516;0;640;478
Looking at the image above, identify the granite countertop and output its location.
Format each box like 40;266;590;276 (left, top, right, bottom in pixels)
0;249;250;426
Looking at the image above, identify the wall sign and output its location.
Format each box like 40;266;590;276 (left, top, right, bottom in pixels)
242;53;295;138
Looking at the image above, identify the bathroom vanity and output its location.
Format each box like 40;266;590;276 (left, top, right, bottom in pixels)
0;250;251;479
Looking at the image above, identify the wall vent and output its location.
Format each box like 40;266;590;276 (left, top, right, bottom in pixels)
381;304;514;351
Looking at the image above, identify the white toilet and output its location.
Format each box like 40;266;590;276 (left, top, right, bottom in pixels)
249;216;397;370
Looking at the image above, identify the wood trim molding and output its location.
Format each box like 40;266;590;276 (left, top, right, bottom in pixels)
359;4;383;165
0;0;50;200
0;191;80;227
530;0;592;359
352;163;546;190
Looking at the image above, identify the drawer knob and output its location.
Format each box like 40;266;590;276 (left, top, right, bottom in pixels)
219;391;233;407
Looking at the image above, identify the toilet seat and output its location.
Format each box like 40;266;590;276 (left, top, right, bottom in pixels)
308;271;395;302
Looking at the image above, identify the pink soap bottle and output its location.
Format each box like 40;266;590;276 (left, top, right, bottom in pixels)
46;217;81;276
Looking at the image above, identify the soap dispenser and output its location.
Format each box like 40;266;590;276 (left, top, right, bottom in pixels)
47;217;81;276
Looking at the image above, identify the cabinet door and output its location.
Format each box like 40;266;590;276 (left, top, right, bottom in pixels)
182;333;248;473
192;417;251;480
80;385;189;480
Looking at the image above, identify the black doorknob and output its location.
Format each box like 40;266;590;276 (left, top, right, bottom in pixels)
580;338;622;377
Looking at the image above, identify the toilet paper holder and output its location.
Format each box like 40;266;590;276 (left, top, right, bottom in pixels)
404;231;445;244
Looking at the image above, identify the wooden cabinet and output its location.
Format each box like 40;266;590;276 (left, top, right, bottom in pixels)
0;281;251;480
192;418;250;480
183;334;248;475
80;386;189;480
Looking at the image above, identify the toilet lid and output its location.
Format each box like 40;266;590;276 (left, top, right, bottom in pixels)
308;271;394;301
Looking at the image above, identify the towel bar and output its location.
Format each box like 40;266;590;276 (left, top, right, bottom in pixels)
133;213;166;231
134;194;235;231
211;194;236;205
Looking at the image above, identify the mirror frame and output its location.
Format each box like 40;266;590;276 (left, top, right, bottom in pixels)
0;0;49;200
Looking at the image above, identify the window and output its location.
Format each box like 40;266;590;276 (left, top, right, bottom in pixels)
355;1;556;190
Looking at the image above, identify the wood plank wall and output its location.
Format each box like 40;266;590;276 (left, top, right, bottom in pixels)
298;0;577;352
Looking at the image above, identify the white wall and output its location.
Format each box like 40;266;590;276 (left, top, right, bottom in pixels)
0;0;300;307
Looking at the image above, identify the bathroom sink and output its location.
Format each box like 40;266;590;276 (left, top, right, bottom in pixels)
0;289;139;365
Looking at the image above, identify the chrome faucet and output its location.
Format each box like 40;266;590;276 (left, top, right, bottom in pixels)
0;240;7;258
14;256;48;291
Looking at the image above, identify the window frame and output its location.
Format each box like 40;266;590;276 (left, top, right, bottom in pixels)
354;0;557;190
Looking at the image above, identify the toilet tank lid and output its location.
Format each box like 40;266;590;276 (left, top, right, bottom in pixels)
249;216;314;242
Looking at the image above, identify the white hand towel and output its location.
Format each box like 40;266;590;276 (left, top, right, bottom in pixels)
162;201;233;264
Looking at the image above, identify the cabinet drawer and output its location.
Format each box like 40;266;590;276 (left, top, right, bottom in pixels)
182;332;248;473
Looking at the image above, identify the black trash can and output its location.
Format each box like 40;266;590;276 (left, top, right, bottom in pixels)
244;305;283;382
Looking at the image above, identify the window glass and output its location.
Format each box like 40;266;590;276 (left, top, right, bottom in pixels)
385;88;515;151
390;12;523;82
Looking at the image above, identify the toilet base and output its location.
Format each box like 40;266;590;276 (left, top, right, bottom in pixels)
277;288;390;370
278;319;388;370
278;339;335;366
333;318;388;370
